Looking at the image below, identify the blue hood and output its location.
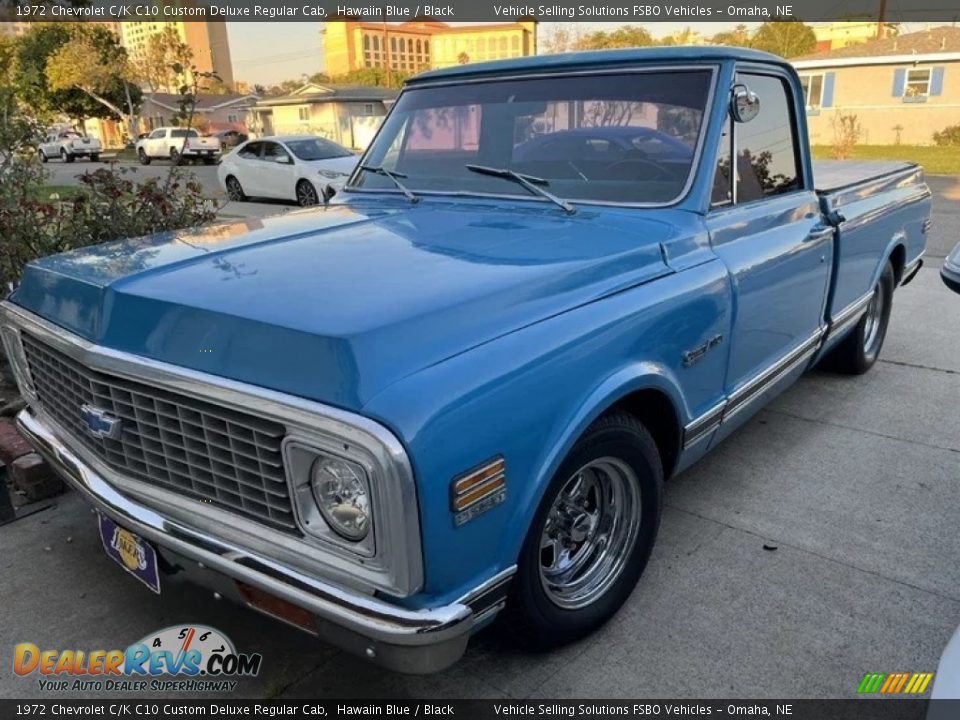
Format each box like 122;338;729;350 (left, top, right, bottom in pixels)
12;201;677;411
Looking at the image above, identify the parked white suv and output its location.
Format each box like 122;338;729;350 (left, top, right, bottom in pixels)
38;130;102;163
136;127;221;165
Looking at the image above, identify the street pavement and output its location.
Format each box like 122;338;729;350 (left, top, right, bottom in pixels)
1;169;958;700
44;157;296;221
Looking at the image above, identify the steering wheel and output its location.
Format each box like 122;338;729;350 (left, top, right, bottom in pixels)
602;158;672;181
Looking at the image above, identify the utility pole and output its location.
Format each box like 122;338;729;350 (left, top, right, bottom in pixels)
877;0;888;39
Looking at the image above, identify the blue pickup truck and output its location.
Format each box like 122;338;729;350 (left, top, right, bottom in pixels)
0;47;930;673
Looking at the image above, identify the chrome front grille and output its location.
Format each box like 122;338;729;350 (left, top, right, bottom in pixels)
20;333;296;532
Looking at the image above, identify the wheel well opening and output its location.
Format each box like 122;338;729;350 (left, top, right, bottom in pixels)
890;244;906;285
609;389;681;479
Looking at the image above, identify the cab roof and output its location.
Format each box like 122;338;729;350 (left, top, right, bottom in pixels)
408;46;789;85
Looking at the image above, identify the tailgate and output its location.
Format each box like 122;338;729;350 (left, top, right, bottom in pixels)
816;160;930;322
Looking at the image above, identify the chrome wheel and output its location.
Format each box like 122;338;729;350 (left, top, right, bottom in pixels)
297;180;319;206
862;283;885;354
539;457;642;610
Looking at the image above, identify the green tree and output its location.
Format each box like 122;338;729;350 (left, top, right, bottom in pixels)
710;24;753;48
45;25;143;136
130;25;193;93
575;25;656;50
14;23;114;127
751;20;817;58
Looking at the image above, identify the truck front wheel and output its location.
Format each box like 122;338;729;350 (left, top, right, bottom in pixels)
509;412;663;648
829;262;895;375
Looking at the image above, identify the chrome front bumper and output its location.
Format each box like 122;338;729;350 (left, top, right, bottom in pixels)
17;408;513;674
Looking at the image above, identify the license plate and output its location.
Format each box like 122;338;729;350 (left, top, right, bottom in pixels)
98;513;161;594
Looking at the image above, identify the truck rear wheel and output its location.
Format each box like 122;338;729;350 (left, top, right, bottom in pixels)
60;148;74;163
90;153;99;162
138;148;151;165
829;262;895;375
509;412;663;648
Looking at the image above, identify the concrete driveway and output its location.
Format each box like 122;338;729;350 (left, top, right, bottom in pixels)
1;176;958;700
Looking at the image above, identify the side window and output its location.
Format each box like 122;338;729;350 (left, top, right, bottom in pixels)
149;130;165;139
239;142;262;159
734;73;802;203
262;142;289;162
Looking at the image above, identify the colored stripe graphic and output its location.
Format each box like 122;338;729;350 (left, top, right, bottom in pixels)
857;672;934;694
858;673;886;694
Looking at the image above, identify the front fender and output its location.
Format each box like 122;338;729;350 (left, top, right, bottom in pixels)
363;260;730;609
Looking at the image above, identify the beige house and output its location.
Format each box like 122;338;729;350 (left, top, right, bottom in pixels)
792;27;960;146
250;84;396;150
140;93;259;133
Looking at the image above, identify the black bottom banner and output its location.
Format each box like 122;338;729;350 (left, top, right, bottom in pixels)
1;700;958;720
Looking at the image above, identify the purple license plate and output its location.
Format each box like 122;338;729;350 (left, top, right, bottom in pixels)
97;513;161;594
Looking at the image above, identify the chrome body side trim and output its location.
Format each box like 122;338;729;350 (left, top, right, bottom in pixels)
683;329;825;451
722;330;823;424
345;65;719;211
901;254;924;286
682;402;726;450
823;292;873;347
0;301;423;597
15;408;511;673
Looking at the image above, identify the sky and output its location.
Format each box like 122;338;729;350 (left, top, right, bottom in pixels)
226;21;766;87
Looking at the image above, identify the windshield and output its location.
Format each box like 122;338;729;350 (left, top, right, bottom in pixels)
286;137;353;161
352;70;712;205
171;129;199;139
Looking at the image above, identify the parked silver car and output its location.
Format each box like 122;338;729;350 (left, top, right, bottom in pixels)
38;130;101;163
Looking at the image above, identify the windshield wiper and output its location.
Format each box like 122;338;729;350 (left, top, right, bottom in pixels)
357;165;418;203
465;164;575;214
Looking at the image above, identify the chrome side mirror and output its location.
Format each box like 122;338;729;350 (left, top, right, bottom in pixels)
731;84;761;123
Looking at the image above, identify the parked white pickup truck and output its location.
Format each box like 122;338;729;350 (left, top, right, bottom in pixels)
38;130;101;163
135;127;220;165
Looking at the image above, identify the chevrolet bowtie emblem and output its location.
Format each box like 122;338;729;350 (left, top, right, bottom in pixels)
79;404;123;441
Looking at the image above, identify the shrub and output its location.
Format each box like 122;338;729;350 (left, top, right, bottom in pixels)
933;124;960;147
830;112;862;159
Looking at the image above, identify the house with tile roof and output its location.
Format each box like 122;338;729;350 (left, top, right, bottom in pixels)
792;26;960;145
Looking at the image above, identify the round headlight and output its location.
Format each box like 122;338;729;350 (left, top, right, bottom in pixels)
310;457;370;541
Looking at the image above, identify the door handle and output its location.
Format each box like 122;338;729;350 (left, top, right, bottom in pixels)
804;226;834;244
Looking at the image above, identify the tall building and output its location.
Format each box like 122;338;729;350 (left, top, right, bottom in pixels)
120;22;234;88
813;22;899;52
0;21;29;37
321;21;537;76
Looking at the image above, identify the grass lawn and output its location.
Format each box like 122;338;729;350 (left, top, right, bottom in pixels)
32;185;82;202
811;145;960;176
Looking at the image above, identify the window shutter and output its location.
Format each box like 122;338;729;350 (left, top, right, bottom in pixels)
822;72;836;107
931;67;945;96
892;68;906;97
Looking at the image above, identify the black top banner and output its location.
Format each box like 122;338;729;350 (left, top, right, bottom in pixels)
2;0;960;23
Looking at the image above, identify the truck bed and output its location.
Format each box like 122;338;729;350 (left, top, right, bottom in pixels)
813;159;918;194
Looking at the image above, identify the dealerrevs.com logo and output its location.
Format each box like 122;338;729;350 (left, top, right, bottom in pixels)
14;625;262;693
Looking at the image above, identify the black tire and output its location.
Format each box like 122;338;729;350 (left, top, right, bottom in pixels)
509;412;663;648
225;175;247;202
138;148;151;165
170;148;182;166
203;157;216;166
828;262;895;375
60;149;74;163
38;150;47;164
296;179;320;207
90;153;99;163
